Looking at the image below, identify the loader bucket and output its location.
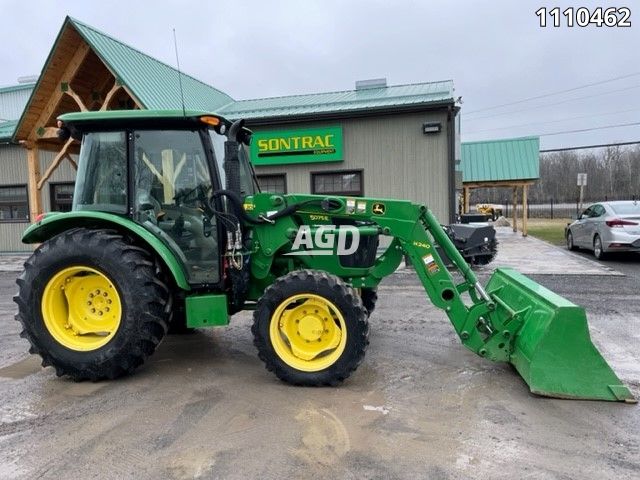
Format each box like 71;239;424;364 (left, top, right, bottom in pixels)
486;268;636;403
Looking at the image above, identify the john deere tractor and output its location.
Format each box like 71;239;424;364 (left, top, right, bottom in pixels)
15;110;635;402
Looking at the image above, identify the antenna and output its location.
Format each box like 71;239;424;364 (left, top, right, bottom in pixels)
172;28;186;116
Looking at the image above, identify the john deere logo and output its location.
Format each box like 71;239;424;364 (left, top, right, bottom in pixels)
372;203;386;215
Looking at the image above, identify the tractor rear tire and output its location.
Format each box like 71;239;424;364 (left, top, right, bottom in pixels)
252;270;369;386
14;228;170;381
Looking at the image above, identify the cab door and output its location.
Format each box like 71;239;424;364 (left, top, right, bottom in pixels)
132;129;220;285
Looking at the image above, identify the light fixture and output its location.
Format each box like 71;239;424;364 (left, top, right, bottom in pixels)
422;122;441;134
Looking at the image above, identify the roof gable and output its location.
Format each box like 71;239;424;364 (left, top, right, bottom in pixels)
461;137;540;183
13;16;235;142
69;18;234;112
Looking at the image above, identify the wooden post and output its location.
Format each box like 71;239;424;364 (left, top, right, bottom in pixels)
37;138;74;189
25;143;43;221
161;150;175;203
463;186;470;213
512;186;518;233
522;184;528;237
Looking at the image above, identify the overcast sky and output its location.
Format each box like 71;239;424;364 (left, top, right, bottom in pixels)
1;0;638;149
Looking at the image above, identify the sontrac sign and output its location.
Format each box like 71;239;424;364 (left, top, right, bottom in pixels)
285;225;360;256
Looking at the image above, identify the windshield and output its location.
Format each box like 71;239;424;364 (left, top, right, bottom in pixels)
209;130;259;197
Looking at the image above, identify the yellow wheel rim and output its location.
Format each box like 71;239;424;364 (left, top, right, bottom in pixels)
269;293;347;372
41;266;122;351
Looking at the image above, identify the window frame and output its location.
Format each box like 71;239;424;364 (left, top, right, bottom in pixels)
49;181;76;213
256;173;288;194
0;183;30;223
310;169;364;197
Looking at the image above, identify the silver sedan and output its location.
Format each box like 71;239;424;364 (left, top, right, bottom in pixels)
565;201;640;260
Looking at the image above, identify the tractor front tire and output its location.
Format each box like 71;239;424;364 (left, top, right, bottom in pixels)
14;228;170;381
252;270;369;386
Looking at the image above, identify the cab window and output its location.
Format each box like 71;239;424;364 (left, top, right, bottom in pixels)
73;132;127;213
133;130;219;284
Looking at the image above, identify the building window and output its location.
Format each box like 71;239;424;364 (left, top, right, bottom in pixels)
0;185;29;222
311;170;363;196
257;174;287;194
50;182;75;212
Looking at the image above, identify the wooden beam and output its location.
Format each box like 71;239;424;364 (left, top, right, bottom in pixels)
64;87;88;112
161;150;175;203
99;80;122;111
463;180;536;189
26;143;43;220
36;127;59;140
463;186;470;214
512;186;518;233
37;138;74;189
522;184;528;237
28;42;91;141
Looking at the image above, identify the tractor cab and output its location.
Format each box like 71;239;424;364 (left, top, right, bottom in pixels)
57;110;257;286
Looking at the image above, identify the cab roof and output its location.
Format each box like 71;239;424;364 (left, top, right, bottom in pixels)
58;109;217;122
57;109;233;134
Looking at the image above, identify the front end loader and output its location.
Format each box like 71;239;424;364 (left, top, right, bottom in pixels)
15;110;635;403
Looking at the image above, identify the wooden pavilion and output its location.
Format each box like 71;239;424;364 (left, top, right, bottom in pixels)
13;16;233;221
460;136;540;236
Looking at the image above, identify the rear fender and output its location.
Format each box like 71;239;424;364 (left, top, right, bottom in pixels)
22;211;190;290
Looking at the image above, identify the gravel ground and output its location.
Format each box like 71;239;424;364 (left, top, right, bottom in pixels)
0;263;638;480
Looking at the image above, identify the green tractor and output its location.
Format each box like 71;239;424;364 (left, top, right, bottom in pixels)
15;110;635;402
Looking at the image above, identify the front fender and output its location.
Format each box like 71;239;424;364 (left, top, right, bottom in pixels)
23;211;190;290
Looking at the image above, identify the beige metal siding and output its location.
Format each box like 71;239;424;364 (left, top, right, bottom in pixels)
0;145;76;252
252;111;451;221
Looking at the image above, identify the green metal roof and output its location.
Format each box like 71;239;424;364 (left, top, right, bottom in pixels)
0;84;35;95
220;81;454;120
13;16;456;142
460;136;540;183
0;120;18;142
69;18;234;112
1;83;34;126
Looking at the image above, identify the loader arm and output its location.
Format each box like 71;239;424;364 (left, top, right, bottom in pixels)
247;193;635;402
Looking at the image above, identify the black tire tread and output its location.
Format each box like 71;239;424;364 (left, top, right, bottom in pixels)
593;234;608;260
566;230;577;251
251;269;368;386
360;288;378;316
14;228;170;381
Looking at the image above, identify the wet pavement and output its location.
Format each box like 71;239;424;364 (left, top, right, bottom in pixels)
476;227;622;275
1;239;639;479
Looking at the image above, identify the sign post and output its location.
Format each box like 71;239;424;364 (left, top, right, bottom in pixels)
577;173;587;212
